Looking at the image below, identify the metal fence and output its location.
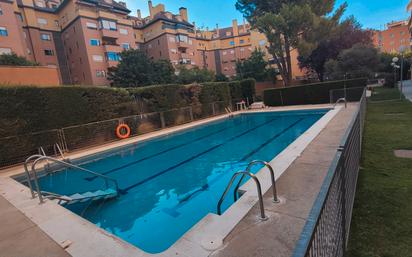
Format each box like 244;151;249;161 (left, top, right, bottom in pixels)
292;88;366;257
0;101;231;168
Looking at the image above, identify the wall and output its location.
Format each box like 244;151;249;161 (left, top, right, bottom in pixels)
0;66;60;86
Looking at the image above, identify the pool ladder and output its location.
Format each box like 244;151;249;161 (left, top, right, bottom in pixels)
217;160;279;220
23;155;119;204
333;98;347;109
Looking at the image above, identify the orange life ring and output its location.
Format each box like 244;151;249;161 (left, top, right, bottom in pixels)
116;124;131;139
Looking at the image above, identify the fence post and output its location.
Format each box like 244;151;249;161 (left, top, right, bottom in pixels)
330;90;333;104
280;91;284;106
189;107;194;121
59;129;69;152
160;112;166;128
212;103;216;116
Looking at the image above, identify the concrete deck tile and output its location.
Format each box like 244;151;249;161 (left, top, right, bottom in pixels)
211;211;305;257
0;196;71;257
0;197;35;242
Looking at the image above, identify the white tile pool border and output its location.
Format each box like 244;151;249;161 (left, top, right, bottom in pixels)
0;104;342;257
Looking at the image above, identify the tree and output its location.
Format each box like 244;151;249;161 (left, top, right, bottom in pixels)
236;0;346;86
0;53;38;66
299;16;373;81
152;59;176;84
108;49;175;87
236;49;275;81
176;66;215;84
324;44;380;80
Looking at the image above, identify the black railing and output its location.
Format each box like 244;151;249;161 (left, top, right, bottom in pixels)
292;88;366;257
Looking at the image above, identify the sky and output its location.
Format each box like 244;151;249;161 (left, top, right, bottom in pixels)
124;0;410;30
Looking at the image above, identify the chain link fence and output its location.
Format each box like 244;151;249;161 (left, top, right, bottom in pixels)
292;88;366;257
0;101;232;168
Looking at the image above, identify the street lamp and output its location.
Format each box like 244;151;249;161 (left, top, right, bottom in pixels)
391;57;400;89
398;46;407;100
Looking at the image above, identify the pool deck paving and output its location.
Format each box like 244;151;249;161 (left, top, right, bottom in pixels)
211;103;357;257
0;195;72;257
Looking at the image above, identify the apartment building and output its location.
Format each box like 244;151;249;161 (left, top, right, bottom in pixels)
0;0;303;85
372;20;411;53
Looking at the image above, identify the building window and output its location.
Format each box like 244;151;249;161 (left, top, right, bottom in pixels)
44;49;54;56
35;1;45;7
40;33;51;41
230;50;234;54
100;20;117;31
92;55;103;62
226;31;232;36
0;48;12;55
223;51;227;55
90;39;101;46
0;7;3;15
119;28;128;35
17;13;24;22
0;27;8;37
96;70;106;77
121;43;130;50
176;34;188;43
240;39;245;44
229;41;235;46
86;22;97;29
107;52;120;61
390;33;394;38
37;18;48;25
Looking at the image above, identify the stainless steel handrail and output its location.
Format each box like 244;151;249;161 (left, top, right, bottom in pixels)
23;154;45;199
233;160;279;203
31;156;120;204
217;171;268;220
333;98;347;109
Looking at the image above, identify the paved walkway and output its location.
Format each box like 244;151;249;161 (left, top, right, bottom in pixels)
211;104;358;257
0;196;71;257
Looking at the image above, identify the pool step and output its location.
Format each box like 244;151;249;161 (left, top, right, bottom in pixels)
61;189;118;205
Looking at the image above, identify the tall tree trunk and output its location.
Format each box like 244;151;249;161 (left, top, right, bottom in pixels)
284;36;293;86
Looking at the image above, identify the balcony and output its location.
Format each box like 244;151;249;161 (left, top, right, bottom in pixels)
177;41;190;48
101;29;119;39
103;44;121;53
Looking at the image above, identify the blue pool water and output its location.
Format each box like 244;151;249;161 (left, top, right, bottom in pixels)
35;109;328;253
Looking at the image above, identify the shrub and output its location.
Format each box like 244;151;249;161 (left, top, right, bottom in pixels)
263;78;367;106
127;84;188;112
0;53;38;66
0;86;137;137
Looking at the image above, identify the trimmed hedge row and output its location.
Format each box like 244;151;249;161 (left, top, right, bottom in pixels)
263;78;367;106
0;79;256;138
0;86;138;137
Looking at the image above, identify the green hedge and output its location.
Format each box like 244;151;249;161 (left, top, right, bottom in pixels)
0;86;137;137
0;79;255;137
263;78;367;106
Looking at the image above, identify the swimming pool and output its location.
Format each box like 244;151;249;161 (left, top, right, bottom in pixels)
33;109;328;253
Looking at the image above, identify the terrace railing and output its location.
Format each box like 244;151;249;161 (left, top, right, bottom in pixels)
292;88;367;257
0;101;236;168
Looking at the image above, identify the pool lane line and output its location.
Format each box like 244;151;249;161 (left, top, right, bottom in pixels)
171;118;306;208
240;117;305;161
85;123;240;181
121;116;281;193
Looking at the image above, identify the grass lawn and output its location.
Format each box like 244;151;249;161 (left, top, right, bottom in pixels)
346;88;412;257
